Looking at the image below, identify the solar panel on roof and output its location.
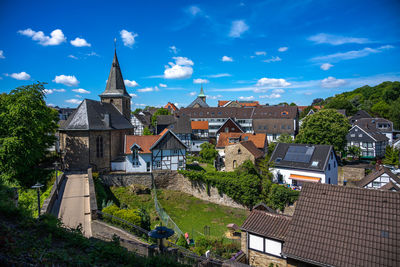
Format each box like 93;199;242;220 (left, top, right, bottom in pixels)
283;145;315;163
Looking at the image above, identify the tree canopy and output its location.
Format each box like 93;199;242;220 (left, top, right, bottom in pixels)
151;108;171;127
0;83;59;187
199;142;218;163
295;109;351;153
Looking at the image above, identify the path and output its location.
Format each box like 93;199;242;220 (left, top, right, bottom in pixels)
51;172;92;237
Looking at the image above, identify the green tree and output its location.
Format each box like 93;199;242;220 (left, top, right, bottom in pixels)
0;83;59;187
132;108;143;115
371;100;390;117
389;98;400;129
276;133;294;143
324;98;356;116
299;106;317;119
199;142;218;163
346;146;361;159
295;109;351;153
383;146;400;166
266;184;299;212
151;108;171;127
143;127;153;135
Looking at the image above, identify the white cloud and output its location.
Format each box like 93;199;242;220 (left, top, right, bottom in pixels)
173;56;194;66
169;46;178;54
135;103;147;107
65;99;82;105
53;75;79;86
263;56;282;63
0;50;4;59
259;93;281;99
238;96;254;101
206;73;231;78
72;88;90;94
164;57;194;79
137;86;159;92
188;5;202;16
229;20;249;38
70;37;91;47
278;47;288;52
124;79;139;87
272;88;285;93
255;51;266;56
189;91;197;96
87;52;99;57
321;63;333;71
8;72;31;80
312;45;394;62
256;78;291;87
44;88;66;94
68;54;78;59
206;94;223;100
193;78;209;84
321;76;346;88
47;103;55;107
18;28;66;46
159;83;167;88
120;29;138;48
130;93;138;98
308;33;370;45
222;56;233;62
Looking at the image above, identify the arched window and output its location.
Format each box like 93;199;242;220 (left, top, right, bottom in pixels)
233;160;237;169
96;136;103;158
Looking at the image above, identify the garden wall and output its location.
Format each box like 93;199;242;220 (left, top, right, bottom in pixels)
100;171;247;210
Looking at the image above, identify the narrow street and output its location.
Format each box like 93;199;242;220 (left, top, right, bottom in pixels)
51;172;91;237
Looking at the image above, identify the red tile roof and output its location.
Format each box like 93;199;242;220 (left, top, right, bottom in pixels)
191;120;209;130
218;100;230;107
216;132;266;149
125;135;160;154
164;102;178;111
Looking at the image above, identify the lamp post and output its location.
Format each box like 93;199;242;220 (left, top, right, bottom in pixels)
31;182;44;217
53;161;60;197
61;150;66;171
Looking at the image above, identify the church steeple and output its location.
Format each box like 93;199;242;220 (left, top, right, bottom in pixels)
198;85;206;102
100;49;131;120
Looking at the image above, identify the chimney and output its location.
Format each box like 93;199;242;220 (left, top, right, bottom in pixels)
103;113;111;128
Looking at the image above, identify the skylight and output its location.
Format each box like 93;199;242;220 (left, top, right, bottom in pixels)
311;161;319;167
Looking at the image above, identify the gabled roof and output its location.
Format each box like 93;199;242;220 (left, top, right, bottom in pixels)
191;120;209;130
241;209;292;241
187;97;209;108
125;128;187;154
218;100;230;107
354;117;393;132
216;132;267;149
350;110;372;122
283;183;400;267
270;143;333;172
216;118;244;134
133;112;152;126
60;99;133;131
157;114;192;134
355;166;400;188
239;141;264;159
164;102;178;112
100;50;130;98
380;181;400;191
252;118;295;134
348;124;389;142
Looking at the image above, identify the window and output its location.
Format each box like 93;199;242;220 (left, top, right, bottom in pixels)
248;234;282;257
225;127;229;132
132;149;139;166
238;148;242;154
96;136;103;158
328;178;331;184
281;125;285;129
156;161;161;168
272;134;277;140
359;134;363;137
233;160;237;169
372;181;381;187
173;149;179;155
249;234;264;251
330;152;333;159
178;160;184;167
350;134;355;137
328;164;331;171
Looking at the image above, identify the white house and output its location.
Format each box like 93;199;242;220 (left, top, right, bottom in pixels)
355;166;400;191
111;129;187;172
269;143;338;186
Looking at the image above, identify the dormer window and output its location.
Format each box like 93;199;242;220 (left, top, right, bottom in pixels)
132;149;139;166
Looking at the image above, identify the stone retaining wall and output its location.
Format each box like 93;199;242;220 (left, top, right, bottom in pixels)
41;173;66;214
338;166;365;186
99;170;246;210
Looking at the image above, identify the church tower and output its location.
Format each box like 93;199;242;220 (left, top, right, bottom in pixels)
198;85;206;103
100;50;131;120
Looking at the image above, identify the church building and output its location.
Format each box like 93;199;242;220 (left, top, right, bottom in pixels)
59;50;134;171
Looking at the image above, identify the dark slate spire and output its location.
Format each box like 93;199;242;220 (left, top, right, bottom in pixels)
100;50;130;98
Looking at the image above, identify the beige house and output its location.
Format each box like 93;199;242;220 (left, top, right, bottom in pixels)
224;141;264;171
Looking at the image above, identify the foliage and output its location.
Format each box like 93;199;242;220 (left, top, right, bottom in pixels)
0;83;59;188
296;109;351;153
267;184;299;212
276;133;294;143
324;98;357;116
143;127;153;135
382;146;400;167
132;108;143;115
93;172;120;209
193;236;240;258
199;142;218;163
346;146;361;159
151;108;171;127
321;81;400;128
312;98;324;105
176;234;189;249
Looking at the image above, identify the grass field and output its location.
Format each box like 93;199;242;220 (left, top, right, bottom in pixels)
110;186;249;239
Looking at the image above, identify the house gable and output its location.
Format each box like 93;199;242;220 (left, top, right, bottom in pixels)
150;130;187;151
216;118;244;135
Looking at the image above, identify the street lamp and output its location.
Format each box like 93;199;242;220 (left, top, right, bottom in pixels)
31;182;44;217
53;161;60;197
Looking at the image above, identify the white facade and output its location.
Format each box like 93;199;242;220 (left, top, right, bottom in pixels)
271;152;338;186
131;115;145;135
248;233;283;258
152;148;186;171
364;172;400;189
125;153;152;172
191;139;208;152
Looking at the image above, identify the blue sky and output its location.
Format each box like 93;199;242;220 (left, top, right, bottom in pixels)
1;0;399;108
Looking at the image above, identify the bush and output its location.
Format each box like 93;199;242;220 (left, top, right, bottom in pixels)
114;209;141;226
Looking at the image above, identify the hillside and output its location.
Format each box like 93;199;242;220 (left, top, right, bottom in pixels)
320;81;400;128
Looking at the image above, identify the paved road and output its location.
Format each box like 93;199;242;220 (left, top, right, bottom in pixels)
52;173;91;237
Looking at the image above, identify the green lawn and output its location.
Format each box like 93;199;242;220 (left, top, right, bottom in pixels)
110;186;249;239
